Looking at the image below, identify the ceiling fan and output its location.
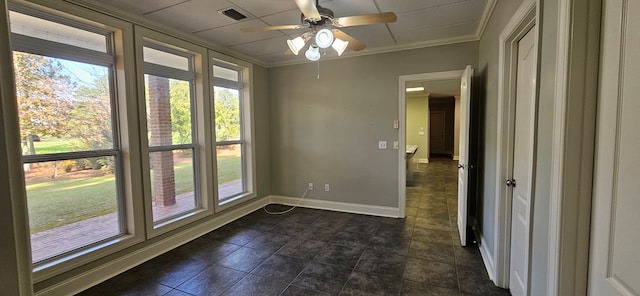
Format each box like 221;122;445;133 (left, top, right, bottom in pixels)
240;0;397;60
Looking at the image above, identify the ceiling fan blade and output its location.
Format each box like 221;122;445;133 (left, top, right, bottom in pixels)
332;12;397;27
333;29;366;51
240;24;306;32
294;0;321;22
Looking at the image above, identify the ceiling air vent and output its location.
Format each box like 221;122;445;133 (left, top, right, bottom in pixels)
219;7;247;21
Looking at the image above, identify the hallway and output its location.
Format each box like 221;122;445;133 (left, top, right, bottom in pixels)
405;158;508;294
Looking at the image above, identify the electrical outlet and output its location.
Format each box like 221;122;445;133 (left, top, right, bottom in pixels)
324;184;330;191
308;183;314;191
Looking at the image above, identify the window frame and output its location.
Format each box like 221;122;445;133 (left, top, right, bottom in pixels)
210;52;256;211
134;27;213;238
8;2;144;283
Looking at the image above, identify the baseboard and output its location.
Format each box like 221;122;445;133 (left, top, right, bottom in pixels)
269;195;401;218
478;234;496;282
36;197;270;296
418;158;429;163
453;155;459;160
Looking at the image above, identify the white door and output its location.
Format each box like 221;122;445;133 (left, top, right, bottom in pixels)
589;1;640;295
457;65;473;246
508;25;537;296
430;111;446;154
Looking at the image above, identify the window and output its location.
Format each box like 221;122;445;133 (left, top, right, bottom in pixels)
212;59;254;206
6;1;256;283
138;33;210;231
9;9;125;263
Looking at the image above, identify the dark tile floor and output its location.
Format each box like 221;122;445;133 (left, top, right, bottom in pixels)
79;158;509;296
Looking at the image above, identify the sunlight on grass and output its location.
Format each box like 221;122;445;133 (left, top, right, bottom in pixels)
53;177;115;191
33;137;76;154
27;156;241;233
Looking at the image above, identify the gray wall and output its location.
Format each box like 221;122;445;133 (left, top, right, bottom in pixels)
476;0;525;263
406;95;428;162
252;64;271;198
269;42;477;208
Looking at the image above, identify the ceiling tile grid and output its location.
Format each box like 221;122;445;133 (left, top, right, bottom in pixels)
93;0;493;66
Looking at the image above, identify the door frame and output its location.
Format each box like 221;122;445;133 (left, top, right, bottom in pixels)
398;70;464;218
494;0;538;288
547;0;601;295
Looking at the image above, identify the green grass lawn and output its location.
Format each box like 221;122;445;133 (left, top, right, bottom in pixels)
27;155;241;233
33;137;76;154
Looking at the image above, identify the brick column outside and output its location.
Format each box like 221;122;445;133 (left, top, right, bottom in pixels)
147;75;176;206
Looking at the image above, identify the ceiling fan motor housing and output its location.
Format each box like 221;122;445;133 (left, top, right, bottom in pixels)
301;6;334;26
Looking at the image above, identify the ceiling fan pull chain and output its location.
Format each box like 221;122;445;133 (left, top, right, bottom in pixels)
317;59;320;79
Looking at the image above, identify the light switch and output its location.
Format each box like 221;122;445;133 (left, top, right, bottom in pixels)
378;141;387;149
418;131;425;136
393;141;399;149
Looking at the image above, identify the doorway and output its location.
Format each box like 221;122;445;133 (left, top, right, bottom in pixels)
398;70;463;218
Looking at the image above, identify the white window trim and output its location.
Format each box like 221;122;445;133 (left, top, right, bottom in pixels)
210;51;256;212
8;1;145;283
134;26;214;239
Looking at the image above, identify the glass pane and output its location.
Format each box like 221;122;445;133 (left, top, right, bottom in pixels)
144;46;190;71
9;11;107;53
213;65;238;82
25;157;121;262
213;86;241;142
13;52;114;155
145;75;193;146
150;149;196;222
217;144;244;201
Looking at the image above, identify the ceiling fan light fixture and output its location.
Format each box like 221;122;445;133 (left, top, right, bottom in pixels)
287;36;307;55
315;28;334;49
332;38;349;56
305;44;321;61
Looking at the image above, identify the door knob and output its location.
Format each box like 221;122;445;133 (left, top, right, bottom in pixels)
506;179;517;187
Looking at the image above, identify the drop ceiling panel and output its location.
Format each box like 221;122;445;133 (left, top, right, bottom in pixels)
229;35;292;57
260;9;307;28
376;0;466;14
394;22;477;44
322;0;380;17
108;0;187;15
196;19;284;46
389;1;485;33
228;0;298;17
338;25;395;48
145;0;246;33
